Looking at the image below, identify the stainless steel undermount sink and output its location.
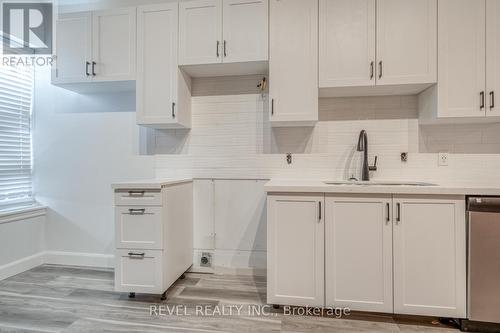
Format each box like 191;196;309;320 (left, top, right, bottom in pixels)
324;180;438;186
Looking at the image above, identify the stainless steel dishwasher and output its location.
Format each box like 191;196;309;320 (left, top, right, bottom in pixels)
462;197;500;332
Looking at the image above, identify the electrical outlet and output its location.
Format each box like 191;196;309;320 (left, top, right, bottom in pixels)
200;252;212;267
438;152;449;166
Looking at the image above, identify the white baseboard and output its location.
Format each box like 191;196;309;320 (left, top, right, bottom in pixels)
0;252;45;281
43;251;114;268
0;249;266;281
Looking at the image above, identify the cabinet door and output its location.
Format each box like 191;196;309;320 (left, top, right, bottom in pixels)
376;0;437;85
222;0;268;63
319;0;376;88
53;12;92;83
487;0;500;116
179;0;222;65
393;196;466;318
269;0;318;126
137;4;179;126
92;8;136;81
438;0;486;118
325;195;393;313
267;194;324;306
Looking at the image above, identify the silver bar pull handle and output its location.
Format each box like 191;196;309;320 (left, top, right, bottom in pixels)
92;61;96;76
271;99;274;116
172;102;176;118
480;91;485;110
216;41;220;57
490;91;495;110
223;40;227;57
128;252;145;258
370;61;374;80
128;208;146;215
378;61;383;79
127;191;145;197
318;201;322;221
85;61;90;76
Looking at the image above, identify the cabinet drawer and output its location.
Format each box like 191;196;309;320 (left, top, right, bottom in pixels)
115;207;162;249
114;190;162;206
115;249;163;294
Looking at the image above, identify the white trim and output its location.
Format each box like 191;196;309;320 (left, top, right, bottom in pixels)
0;204;47;225
43;251;114;268
0;252;44;281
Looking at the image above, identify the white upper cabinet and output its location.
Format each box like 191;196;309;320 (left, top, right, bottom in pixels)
53;12;92;84
179;0;268;67
487;0;500;116
136;3;191;129
393;196;466;318
438;0;486;118
319;0;375;88
319;0;437;96
52;8;136;87
92;8;136;81
267;194;324;307
269;0;318;126
222;0;268;63
376;0;437;86
325;195;393;313
179;0;222;65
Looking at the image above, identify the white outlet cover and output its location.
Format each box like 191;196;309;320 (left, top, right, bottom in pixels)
438;152;449;166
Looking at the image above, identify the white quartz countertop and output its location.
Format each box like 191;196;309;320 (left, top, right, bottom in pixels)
111;179;193;190
264;179;500;196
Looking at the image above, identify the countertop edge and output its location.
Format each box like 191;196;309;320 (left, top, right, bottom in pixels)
111;179;193;190
264;181;500;196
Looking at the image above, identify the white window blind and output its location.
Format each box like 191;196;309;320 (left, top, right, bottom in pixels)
0;64;34;206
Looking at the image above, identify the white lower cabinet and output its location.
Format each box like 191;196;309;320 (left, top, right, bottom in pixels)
325;195;393;313
267;194;324;306
114;182;193;296
393;196;466;317
268;192;466;317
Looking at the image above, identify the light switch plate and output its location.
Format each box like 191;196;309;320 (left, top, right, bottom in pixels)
438;152;449;166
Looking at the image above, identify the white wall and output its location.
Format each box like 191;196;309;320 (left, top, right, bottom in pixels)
0;215;45;280
33;66;154;263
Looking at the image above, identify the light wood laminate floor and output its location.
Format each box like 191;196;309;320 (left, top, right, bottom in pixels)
0;265;460;332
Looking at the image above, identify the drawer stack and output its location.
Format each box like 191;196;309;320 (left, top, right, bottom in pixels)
113;182;193;297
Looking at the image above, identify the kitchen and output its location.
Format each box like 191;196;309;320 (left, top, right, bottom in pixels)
0;0;499;332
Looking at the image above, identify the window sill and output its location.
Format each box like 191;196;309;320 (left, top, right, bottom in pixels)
0;203;47;225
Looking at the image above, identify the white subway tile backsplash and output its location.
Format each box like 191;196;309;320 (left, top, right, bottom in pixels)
153;91;500;186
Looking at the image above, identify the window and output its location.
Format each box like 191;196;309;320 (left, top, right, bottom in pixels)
0;64;34;206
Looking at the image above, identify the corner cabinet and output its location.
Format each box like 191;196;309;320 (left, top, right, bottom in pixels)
267;194;324;306
268;192;466;318
52;8;136;88
136;4;191;129
319;0;437;97
393;196;466;317
269;0;318;127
